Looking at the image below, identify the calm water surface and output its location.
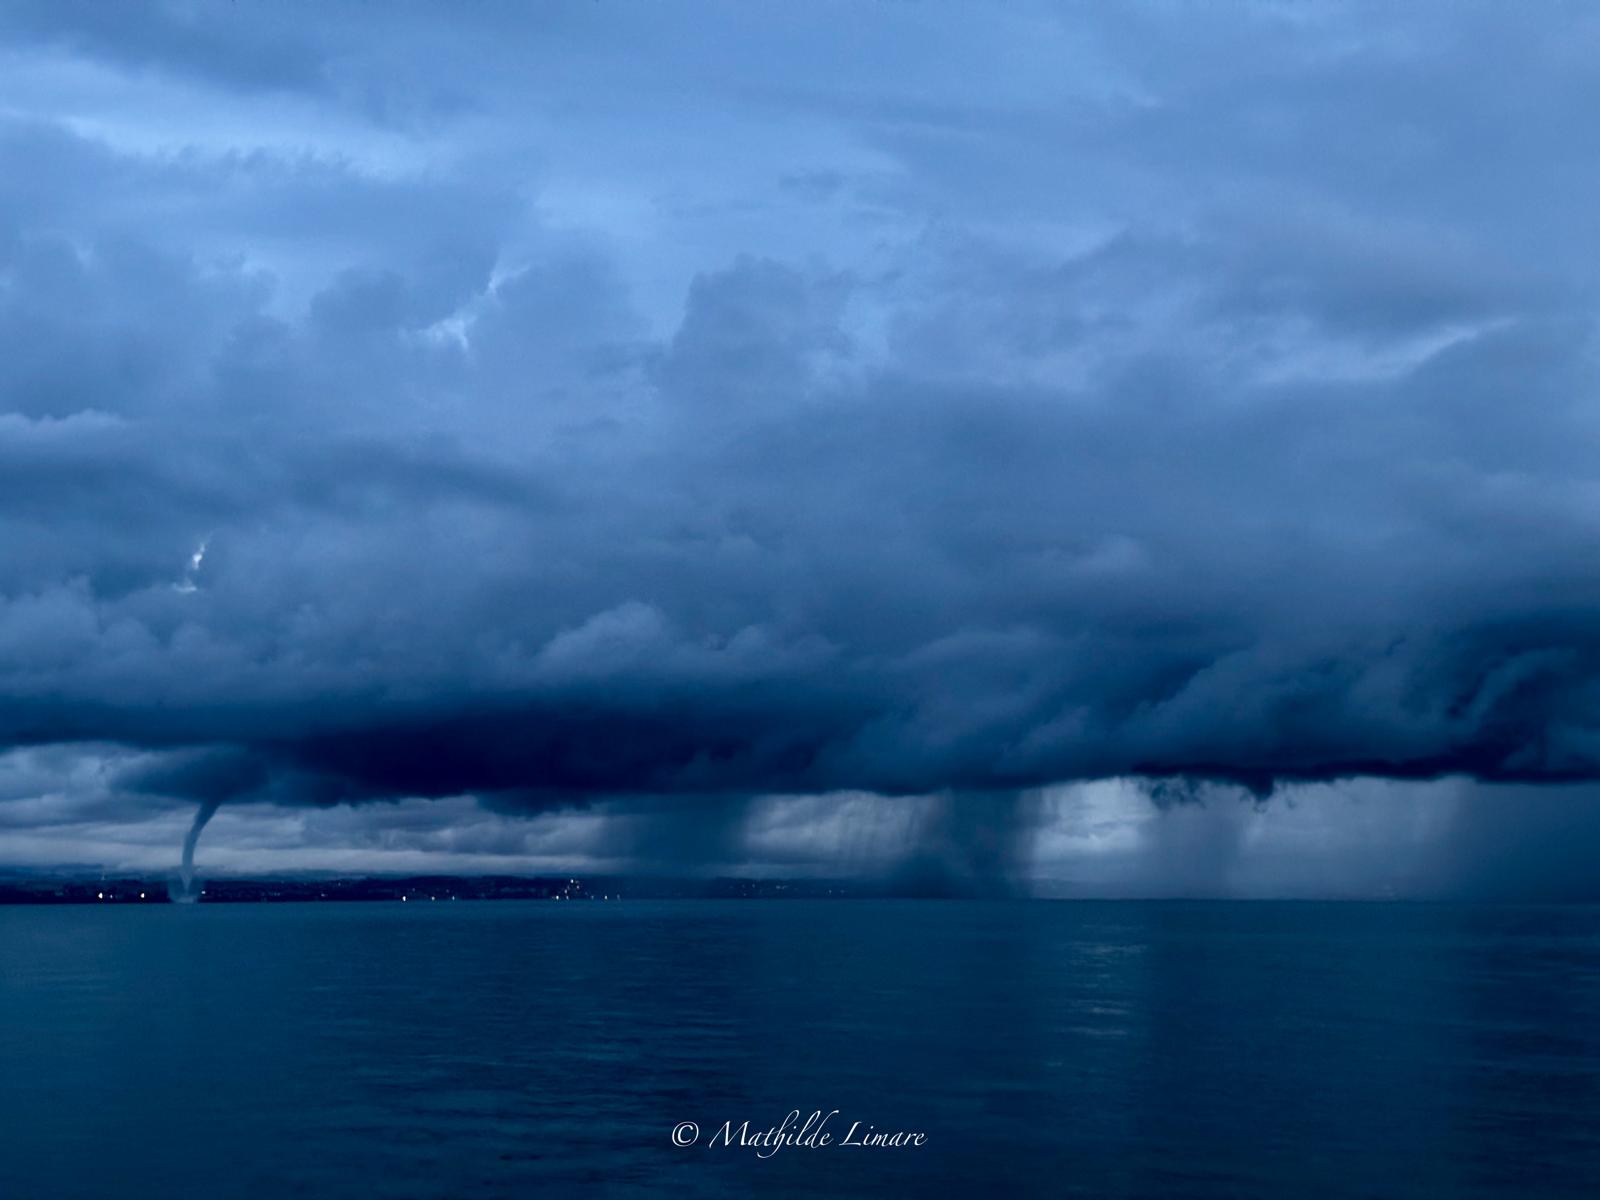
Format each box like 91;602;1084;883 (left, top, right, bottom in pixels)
2;901;1599;1198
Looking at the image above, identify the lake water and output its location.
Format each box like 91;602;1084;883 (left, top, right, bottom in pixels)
2;900;1599;1198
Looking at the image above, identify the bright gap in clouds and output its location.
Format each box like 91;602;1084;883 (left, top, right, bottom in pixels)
0;744;1523;899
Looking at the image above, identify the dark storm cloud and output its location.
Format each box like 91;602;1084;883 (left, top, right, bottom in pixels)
4;1;1600;852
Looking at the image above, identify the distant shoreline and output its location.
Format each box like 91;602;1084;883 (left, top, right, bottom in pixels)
0;875;887;905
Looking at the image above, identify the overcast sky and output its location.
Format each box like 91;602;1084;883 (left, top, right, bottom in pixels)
4;1;1600;895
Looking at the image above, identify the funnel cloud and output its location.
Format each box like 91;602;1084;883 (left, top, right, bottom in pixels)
174;800;218;902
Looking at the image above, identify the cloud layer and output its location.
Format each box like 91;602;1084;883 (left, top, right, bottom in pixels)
4;3;1600;881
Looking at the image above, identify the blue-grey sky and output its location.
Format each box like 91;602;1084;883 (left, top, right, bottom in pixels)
4;1;1600;894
